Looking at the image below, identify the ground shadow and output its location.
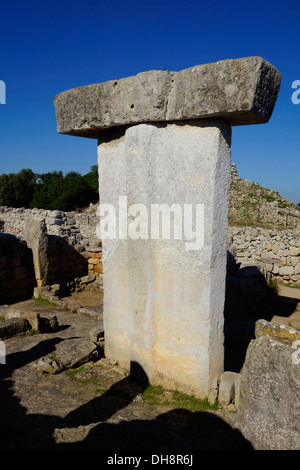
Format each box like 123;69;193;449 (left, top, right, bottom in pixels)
57;405;253;451
224;255;299;372
0;341;253;450
47;235;88;288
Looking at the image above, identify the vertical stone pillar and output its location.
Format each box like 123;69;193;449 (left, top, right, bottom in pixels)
54;57;281;398
98;120;231;396
23;218;49;287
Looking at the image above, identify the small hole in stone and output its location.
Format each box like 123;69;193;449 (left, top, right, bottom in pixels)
114;81;117;86
130;104;134;109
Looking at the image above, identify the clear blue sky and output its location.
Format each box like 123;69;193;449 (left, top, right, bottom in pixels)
0;0;299;202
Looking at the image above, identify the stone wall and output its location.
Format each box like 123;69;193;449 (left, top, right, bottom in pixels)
229;226;300;285
74;203;98;239
2;203;299;287
0;206;82;245
0;233;35;303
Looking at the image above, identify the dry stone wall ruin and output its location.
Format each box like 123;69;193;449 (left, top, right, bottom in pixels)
229;226;300;285
0;205;103;302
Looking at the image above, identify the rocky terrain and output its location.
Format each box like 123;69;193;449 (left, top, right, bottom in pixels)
0;279;299;451
229;163;300;229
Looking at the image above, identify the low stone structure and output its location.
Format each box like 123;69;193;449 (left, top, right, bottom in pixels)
0;206;82;246
229;226;300;285
55;57;281;398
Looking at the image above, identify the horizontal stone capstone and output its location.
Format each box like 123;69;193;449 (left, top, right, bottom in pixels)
54;56;281;138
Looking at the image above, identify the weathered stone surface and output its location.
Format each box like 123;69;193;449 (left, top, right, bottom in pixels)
218;371;241;408
23;218;49;286
89;324;104;343
36;356;63;374
54;57;281;137
99;119;231;398
237;320;300;450
255;318;300;340
54;338;98;368
0;317;31;339
228;224;300;286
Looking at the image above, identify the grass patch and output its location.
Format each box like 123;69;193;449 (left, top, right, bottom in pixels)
67;366;84;381
143;385;219;411
0;316;5;322
67;366;109;391
268;277;279;295
34;296;58;307
286;284;300;290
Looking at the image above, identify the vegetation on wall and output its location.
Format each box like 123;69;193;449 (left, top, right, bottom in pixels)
0;166;99;211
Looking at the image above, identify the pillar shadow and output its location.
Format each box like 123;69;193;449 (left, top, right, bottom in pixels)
0;343;253;451
56;362;252;451
224;252;299;372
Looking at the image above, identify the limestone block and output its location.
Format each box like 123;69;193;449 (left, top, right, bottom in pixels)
0;317;31;339
98;119;231;398
54;338;98;368
54;57;281;137
279;265;294;276
238;320;300;450
294;263;300;275
23;218;49;286
289;245;299;256
218;371;241;408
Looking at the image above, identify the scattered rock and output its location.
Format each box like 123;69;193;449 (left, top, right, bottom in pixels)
133;393;145;403
79;306;102;318
218;371;241;409
36;356;63;374
89;325;104;343
54;338;99;369
0;317;31;339
39;315;59;333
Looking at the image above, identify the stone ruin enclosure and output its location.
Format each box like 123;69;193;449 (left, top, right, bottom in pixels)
0;207;103;304
54;57;281;400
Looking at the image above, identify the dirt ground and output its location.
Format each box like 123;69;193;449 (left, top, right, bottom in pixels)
0;284;299;451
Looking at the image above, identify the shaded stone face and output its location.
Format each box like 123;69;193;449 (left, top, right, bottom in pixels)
54;57;281;138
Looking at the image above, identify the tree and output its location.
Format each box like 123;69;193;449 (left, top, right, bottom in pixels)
30;171;64;210
30;169;98;211
0;166;99;211
0;169;36;207
83;165;99;196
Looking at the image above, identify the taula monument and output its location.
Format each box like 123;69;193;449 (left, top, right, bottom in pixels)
54;57;281;399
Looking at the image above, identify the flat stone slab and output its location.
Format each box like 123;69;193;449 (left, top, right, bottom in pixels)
54;56;281;137
54;338;99;369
